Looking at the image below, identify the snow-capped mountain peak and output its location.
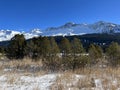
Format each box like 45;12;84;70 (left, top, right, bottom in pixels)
0;30;21;41
62;22;76;28
0;21;120;41
91;21;120;33
31;29;42;34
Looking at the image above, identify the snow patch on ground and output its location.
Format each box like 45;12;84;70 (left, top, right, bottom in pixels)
0;73;119;90
95;79;103;90
0;74;57;90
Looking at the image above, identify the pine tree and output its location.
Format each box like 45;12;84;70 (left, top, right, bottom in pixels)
59;37;72;70
7;34;26;59
26;39;38;60
32;37;41;60
60;37;71;57
49;37;60;56
88;44;103;66
0;46;5;54
71;38;85;70
71;38;84;55
41;37;51;57
43;37;61;71
106;42;120;67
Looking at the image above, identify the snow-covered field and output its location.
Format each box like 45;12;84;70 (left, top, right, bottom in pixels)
0;70;120;90
0;59;120;90
0;74;57;90
51;71;120;90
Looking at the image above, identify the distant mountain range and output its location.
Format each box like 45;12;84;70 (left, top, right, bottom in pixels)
0;21;120;41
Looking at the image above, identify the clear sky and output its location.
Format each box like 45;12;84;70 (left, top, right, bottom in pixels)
0;0;120;31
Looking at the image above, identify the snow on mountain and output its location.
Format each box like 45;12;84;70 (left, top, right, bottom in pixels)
90;21;120;33
42;22;96;36
24;29;42;39
0;21;120;41
0;30;21;41
42;21;120;36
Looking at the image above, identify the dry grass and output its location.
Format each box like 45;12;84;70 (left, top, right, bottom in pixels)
0;57;43;74
2;67;119;90
5;57;43;67
6;74;19;84
0;57;120;90
33;85;40;90
51;67;120;90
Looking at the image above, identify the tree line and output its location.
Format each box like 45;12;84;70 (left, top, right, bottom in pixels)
0;34;120;71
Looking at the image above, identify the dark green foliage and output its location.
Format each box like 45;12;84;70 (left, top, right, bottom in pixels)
61;56;73;70
7;34;26;59
49;37;60;55
40;37;51;57
41;37;61;71
60;37;71;56
61;55;89;70
2;33;120;52
42;56;62;71
71;38;85;70
4;33;120;71
88;44;103;65
106;42;120;67
26;36;51;60
89;44;102;59
26;38;39;60
59;37;73;70
71;38;84;54
54;33;120;52
0;46;5;54
73;55;89;69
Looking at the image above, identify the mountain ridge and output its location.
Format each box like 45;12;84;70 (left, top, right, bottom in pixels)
0;21;120;41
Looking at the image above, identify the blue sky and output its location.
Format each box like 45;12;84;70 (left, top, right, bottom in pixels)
0;0;120;31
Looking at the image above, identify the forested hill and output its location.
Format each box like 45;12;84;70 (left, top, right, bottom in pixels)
1;33;120;48
54;33;120;49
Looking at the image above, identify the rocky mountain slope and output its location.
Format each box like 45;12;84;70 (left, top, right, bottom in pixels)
0;21;120;41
